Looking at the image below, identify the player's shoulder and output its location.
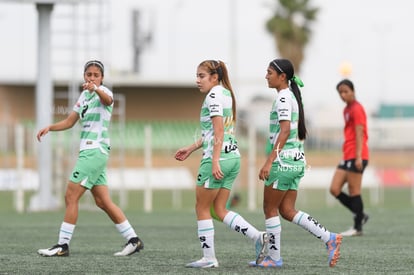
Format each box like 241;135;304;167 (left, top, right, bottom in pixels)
278;88;293;97
351;100;366;112
276;88;293;103
207;85;226;100
100;85;113;95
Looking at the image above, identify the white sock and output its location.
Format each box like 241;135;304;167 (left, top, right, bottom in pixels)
292;211;330;243
115;220;137;241
223;211;261;241
58;222;75;245
197;219;215;260
266;216;282;261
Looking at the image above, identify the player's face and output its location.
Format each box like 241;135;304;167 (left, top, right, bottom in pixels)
265;66;286;91
196;66;218;93
84;65;104;86
337;84;355;103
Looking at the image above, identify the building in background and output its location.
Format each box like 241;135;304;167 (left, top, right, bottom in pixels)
0;0;413;146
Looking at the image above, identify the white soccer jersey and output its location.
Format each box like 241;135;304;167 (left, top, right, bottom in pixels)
200;85;240;160
267;88;305;165
73;85;113;153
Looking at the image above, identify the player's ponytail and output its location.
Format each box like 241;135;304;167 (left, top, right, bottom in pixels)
215;60;236;123
199;60;237;123
270;59;307;140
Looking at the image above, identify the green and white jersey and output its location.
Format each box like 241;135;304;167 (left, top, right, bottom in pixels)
73;85;113;154
200;85;240;160
267;88;305;166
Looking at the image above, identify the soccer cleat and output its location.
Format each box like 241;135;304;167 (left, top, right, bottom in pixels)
185;257;219;268
114;236;144;256
326;233;342;267
37;243;69;257
255;232;268;264
254;256;283;268
248;260;257;267
340;227;363;236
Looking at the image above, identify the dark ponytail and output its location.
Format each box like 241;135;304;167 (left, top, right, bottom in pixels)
270;59;307;140
290;81;307;140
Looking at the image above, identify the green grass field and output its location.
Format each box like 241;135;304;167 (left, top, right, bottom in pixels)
1;189;414;274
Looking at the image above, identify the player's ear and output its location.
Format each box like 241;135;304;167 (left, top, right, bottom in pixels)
212;73;219;83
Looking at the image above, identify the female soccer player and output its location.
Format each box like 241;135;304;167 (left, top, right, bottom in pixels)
329;79;369;236
250;59;342;268
175;60;266;268
37;60;143;257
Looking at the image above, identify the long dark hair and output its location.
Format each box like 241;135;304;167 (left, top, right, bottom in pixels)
269;59;307;140
198;60;236;122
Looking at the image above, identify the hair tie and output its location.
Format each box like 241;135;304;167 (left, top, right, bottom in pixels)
291;75;304;87
214;60;223;81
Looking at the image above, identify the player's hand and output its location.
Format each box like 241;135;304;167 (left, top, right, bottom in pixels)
36;127;50;142
355;157;363;171
212;161;224;180
174;148;191;161
82;81;97;92
259;162;272;181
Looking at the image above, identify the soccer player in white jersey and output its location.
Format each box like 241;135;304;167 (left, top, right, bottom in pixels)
36;60;143;257
175;60;266;268
249;59;342;268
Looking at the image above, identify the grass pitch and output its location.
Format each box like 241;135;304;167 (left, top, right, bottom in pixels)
1;189;413;274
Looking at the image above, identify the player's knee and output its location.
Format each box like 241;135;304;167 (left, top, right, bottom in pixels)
329;185;340;196
94;198;107;210
64;192;78;206
279;207;296;221
210;206;225;221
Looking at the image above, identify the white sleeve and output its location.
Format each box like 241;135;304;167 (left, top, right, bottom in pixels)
276;91;292;121
206;86;223;117
99;85;113;100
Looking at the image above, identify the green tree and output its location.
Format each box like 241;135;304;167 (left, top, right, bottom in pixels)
266;0;319;73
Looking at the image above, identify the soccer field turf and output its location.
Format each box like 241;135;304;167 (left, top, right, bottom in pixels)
1;189;413;274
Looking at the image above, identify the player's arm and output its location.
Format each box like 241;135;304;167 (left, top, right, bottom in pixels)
270;120;290;162
188;138;203;153
174;138;202;161
94;87;113;106
355;124;364;169
82;82;113;106
259;120;289;180
37;111;79;142
211;115;224;180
